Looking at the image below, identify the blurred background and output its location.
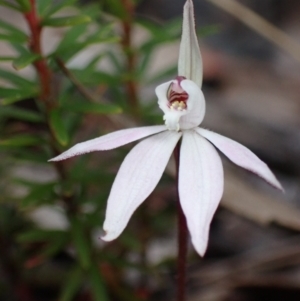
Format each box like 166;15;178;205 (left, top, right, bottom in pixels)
0;0;300;300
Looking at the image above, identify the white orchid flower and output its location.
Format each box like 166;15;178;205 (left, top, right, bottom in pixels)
50;0;282;256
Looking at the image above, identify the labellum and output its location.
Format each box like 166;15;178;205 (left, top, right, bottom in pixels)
167;76;189;111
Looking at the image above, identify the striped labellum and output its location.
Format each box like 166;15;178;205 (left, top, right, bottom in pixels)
167;76;189;111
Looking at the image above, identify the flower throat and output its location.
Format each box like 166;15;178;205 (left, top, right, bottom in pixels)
167;76;189;111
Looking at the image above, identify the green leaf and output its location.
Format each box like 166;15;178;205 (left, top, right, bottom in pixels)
0;1;21;11
52;41;98;63
42;15;91;27
137;18;181;59
0;106;43;122
106;51;122;73
54;23;88;54
88;264;108;301
85;35;119;46
40;235;67;258
0;88;38;105
9;43;28;56
0;69;36;88
165;18;182;36
11;148;49;163
0;19;28;39
0;134;41;147
13;52;41;70
137;51;152;78
71;69;120;86
63;101;122;115
36;0;52;16
80;3;102;18
70;217;91;269
59;267;82;301
0;33;27;43
104;0;127;19
84;54;106;73
138;19;168;37
21;182;56;208
42;0;77;19
82;22;118;45
0;56;15;61
70;167;115;185
17;229;67;242
51;22;118;62
18;230;67;258
49;108;69;146
15;0;30;11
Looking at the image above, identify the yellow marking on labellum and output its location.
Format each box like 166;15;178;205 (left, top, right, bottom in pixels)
170;100;187;110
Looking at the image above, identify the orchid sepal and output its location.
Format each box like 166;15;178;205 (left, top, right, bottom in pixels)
178;0;203;87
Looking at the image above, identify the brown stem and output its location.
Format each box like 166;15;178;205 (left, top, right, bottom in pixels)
23;0;79;216
23;0;52;108
174;142;188;301
55;57;100;103
120;0;139;116
21;1;105;294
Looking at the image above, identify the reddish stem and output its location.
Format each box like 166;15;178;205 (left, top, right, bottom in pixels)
120;0;139;116
23;0;52;107
174;142;188;301
22;1;82;214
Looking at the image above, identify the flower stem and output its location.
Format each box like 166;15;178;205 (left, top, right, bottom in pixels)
120;0;139;117
174;142;188;301
23;0;52;109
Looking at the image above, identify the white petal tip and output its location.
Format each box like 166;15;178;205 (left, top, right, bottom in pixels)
48;155;65;162
257;165;284;192
196;128;284;193
192;238;208;257
178;0;203;86
273;180;284;192
101;230;118;242
271;179;284;192
48;158;57;162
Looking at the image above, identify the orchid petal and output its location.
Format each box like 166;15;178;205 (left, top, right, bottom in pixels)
49;125;167;161
196;128;283;191
179;130;223;256
102;130;182;241
178;0;203;87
